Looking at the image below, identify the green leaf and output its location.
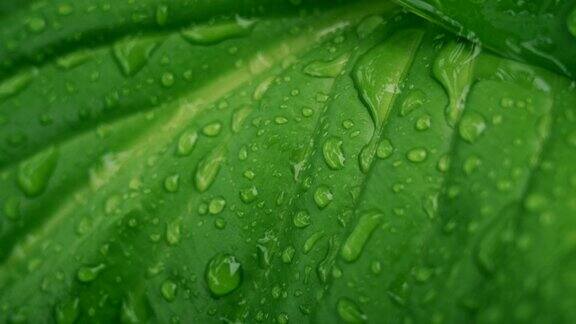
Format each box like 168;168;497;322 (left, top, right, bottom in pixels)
394;0;576;78
1;0;575;323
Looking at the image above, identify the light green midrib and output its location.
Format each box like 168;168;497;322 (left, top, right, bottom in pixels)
0;0;396;290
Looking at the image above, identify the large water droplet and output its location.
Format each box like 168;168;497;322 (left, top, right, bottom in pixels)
160;279;178;302
17;146;59;197
303;231;325;254
163;174;180;193
293;210;311;228
459;112;486;143
433;41;478;127
181;17;256;45
337;297;367;323
113;37;159;76
56;51;93;70
322;136;346;170
165;219;182;245
399;89;426;116
406;148;428;163
341;211;382;262
205;253;242;297
303;54;349;78
176;129;198;156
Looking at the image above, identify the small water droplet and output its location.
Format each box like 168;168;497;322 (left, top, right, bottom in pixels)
406;148;428;163
303;231;325;254
160;279;178;302
415;114;431;131
240;185;258;203
77;264;105;282
165;219;182;245
17;146;59;197
27;16;46;33
293;210;311;228
463;155;482;175
205;253;242;297
163;174;180;193
202;122;222;137
195;147;226;192
302;107;314;117
209;197;226;214
376;139;394;159
459;112;486;143
399;89;426;116
56;51;92;70
156;5;169;26
231;106;251;133
161;72;175;87
314;185;333;209
323;136;346;170
281;246;296;263
181;17;256;45
176;129;198;156
341;211;382;262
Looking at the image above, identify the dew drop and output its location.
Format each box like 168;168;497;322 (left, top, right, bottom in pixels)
113;37;159;76
341;211;382;262
181;17;256;45
303;231;324;254
194;147;226;192
54;298;79;324
459;112;486;143
406;148;428;163
314;185;333;209
17;146;59;197
415;114;431;131
163;174;180;193
77;264;105;282
0;70;34;102
240;185;258;203
376;139;394;159
337;297;367;323
205;253;242;297
165;219;182;245
303;54;349;78
160;72;175;87
209;197;226;214
202;122;222;137
399;89;426;116
322;136;346;170
293;210;311;228
27;17;46;33
176;129;198;156
160;279;178;302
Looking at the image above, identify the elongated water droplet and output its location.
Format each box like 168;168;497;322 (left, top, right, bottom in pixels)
56;51;92;70
17;146;59;197
337;297;367;323
156;5;169;27
353;29;424;172
253;76;275;101
176;129;198;156
121;291;151;324
323;136;345;170
282;246;296;263
341;211;382;262
202;122;222;137
181;17;256;45
399;89;426;116
0;69;34;102
459;112;486;143
303;231;324;254
113;37;159;76
77;264;105;282
433;41;478;127
195;147;226;192
314;185;333;209
165;219;182;245
206;253;242;297
406;148;428;163
303;54;349;78
231;106;251;133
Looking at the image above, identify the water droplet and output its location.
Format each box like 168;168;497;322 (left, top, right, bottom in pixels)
376;139;394;159
399;89;426;116
293;210;311;228
422;192;438;219
57;4;74;16
356;15;384;39
433;41;478;127
337;297;367;323
415;114;431;131
302;107;314;117
463;155;482;175
202;122;222;137
281;246;296;263
323;136;346;170
353;29;424;172
161;279;178;302
17;146;59;197
3;196;20;220
77;264;105;282
240;185;258;203
120;291;151;323
314;185;333;209
161;72;175;87
27;17;46;33
231;106;251;133
205;253;242;297
163;174;180;193
253;76;274;101
181;17;256;45
303;231;325;254
274;116;288;125
0;69;34;102
209;197;226;214
459;112;486;143
303;54;349;78
56;51;92;70
406;148;428;163
156;5;169;26
568;7;576;38
341;211;382;262
165;219;182;245
195;147;226;192
524;193;548;212
176;129;198;156
54;298;79;324
113;37;159;76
